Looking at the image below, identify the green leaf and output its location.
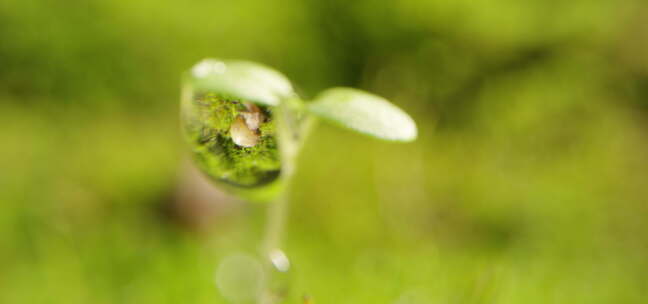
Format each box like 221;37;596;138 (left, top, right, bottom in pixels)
186;58;295;106
307;87;417;142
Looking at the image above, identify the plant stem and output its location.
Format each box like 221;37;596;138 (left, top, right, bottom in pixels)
261;190;289;257
258;190;290;304
257;100;306;304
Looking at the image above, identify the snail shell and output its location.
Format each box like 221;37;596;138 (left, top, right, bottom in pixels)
230;103;264;148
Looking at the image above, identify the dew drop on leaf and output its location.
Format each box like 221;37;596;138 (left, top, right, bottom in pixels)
181;59;282;188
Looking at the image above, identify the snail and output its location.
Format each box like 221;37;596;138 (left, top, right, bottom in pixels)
230;103;264;148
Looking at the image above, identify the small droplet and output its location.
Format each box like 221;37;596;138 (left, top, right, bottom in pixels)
260;249;292;303
268;249;290;273
215;253;264;302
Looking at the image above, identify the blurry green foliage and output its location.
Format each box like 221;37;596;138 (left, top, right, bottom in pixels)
2;0;648;303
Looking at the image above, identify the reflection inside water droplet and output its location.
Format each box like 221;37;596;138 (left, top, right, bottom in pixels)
181;86;281;188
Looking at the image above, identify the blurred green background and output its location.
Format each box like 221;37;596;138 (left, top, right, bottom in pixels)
2;0;648;303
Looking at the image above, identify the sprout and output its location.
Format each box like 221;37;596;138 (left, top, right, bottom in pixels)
181;58;417;201
181;58;418;303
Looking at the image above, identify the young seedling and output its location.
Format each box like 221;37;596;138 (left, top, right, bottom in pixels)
180;58;417;303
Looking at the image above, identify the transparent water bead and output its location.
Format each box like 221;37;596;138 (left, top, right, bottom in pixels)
181;59;292;188
260;249;292;303
215;253;264;303
215;250;292;304
268;249;290;273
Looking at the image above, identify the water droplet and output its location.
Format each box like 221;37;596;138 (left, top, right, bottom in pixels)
181;60;281;189
268;249;290;273
260;249;292;303
215;253;264;302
